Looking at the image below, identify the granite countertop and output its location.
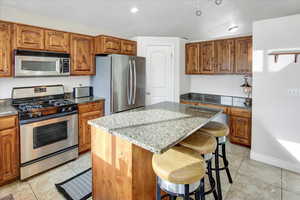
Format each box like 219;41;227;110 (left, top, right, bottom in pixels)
67;96;105;104
88;101;222;154
0;100;18;117
180;93;252;110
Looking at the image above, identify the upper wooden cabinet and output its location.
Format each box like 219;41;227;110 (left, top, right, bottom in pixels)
215;39;235;73
185;36;252;75
13;24;44;50
121;40;137;55
70;34;95;75
186;43;200;74
200;41;215;74
45;30;70;52
95;35;136;56
0;22;12;77
235;36;252;74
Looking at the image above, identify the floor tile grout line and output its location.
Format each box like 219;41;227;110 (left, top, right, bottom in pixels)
28;182;39;200
281;169;283;200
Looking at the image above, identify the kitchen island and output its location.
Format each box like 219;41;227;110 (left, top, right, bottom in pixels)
88;102;222;200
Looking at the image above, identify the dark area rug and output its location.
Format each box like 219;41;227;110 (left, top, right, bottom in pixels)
55;168;92;200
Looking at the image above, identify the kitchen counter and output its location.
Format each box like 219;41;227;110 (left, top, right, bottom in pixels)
89;101;222;154
0;100;18;117
68;96;105;104
90;101;222;200
180;93;252;109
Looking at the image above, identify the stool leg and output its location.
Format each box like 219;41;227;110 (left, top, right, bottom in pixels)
215;138;223;200
200;178;205;200
222;143;233;184
207;160;219;200
184;184;189;200
156;177;161;200
170;196;177;200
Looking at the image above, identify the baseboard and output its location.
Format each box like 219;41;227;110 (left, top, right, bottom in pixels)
250;151;300;174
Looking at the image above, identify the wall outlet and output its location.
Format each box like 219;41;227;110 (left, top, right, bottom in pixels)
287;88;300;96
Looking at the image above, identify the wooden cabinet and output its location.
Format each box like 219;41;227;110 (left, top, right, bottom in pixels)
70;34;95;75
13;24;44;50
186;43;200;74
121;40;137;55
215;39;235;73
45;30;70;52
185;36;252;75
78;100;104;153
200;41;215;74
235;36;252;74
95;35;137;56
0;115;19;186
0;22;12;77
229;107;251;146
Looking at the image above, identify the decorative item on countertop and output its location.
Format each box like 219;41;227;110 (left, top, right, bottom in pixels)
240;76;252;107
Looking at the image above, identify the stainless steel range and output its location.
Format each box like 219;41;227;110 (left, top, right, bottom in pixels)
12;85;78;180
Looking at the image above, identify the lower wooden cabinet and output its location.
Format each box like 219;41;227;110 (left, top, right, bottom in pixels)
180;101;252;147
0;115;19;186
78;101;104;153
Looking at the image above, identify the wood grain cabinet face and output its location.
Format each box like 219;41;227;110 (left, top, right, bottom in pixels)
230;116;251;146
121;40;137;56
235;37;252;74
200;42;215;74
0;22;12;77
78;101;104;153
215;39;235;73
102;36;121;54
71;34;95;75
45;30;70;52
186;43;200;74
0;115;19;186
14;24;44;50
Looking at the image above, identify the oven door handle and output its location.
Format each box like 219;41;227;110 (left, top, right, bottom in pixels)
20;112;77;126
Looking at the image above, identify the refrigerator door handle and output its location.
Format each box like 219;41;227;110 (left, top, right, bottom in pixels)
132;59;137;104
127;59;133;105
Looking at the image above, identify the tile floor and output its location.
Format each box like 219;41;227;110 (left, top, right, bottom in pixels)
1;143;300;200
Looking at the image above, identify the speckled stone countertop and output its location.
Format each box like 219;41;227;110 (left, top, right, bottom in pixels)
181;93;252;110
88;102;222;154
0;99;18;117
67;96;105;104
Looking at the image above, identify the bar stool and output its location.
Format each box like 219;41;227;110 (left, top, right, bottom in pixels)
200;121;232;200
152;146;206;200
179;131;218;200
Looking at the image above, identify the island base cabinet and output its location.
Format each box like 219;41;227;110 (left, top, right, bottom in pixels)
91;127;156;200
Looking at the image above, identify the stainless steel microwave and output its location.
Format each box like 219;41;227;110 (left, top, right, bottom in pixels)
14;50;70;77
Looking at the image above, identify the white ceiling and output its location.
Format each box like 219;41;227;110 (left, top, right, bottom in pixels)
1;0;300;41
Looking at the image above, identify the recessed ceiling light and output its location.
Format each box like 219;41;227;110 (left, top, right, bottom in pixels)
228;25;239;32
130;7;139;13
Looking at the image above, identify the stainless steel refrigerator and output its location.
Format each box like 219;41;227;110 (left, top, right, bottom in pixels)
92;55;146;115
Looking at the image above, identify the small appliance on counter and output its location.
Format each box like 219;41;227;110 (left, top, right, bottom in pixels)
73;86;93;98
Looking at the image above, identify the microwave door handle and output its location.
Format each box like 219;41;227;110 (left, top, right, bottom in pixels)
59;59;63;73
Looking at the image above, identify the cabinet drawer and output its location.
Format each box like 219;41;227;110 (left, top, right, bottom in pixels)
0;115;17;131
78;101;104;113
230;107;251;118
230;136;250;146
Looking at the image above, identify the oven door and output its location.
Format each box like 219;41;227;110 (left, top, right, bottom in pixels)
15;55;62;77
20;114;78;164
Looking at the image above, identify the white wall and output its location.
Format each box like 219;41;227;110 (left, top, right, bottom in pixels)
251;14;300;173
0;76;91;99
190;75;249;97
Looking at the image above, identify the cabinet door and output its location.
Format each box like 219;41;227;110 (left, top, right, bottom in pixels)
200;41;215;74
45;30;70;52
235;37;252;74
0;128;19;185
79;110;103;153
230;116;251;146
71;34;95;75
102;36;121;54
14;24;44;50
186;43;200;74
121;40;137;55
215;39;235;73
0;22;12;77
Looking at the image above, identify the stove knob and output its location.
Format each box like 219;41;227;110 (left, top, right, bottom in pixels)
61;108;66;112
68;107;73;111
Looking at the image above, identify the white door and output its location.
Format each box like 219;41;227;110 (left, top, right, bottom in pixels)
145;45;174;105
